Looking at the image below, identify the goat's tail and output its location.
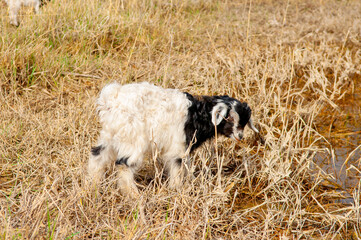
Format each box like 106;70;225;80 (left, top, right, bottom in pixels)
96;82;121;111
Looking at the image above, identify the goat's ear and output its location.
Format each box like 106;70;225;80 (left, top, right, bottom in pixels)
211;103;228;126
247;118;259;133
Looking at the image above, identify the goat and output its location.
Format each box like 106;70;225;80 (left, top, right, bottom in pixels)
88;82;260;196
5;0;41;26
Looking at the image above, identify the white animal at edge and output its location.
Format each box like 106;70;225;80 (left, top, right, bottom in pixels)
5;0;41;26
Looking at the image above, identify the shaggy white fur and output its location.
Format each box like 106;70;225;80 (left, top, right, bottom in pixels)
88;82;259;197
89;82;191;196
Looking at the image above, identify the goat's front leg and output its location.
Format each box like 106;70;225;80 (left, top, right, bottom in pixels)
116;162;139;198
88;144;115;184
114;147;144;198
166;157;190;190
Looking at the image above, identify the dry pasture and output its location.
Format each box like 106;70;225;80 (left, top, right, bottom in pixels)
1;0;361;239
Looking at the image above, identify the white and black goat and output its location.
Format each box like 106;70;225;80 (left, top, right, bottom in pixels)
5;0;43;26
88;82;259;196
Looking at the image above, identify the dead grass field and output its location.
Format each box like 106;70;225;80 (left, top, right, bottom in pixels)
1;0;361;239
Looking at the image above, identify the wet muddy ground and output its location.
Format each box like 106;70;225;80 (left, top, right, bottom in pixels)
314;82;361;204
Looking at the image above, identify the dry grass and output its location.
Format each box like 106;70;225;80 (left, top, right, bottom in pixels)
1;0;361;239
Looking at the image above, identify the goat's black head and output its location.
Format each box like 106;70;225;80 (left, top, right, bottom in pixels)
211;96;259;141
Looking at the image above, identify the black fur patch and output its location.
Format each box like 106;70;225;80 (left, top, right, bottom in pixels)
183;93;252;152
175;158;182;166
91;145;104;156
115;157;129;166
184;93;218;152
233;102;252;127
218;120;234;138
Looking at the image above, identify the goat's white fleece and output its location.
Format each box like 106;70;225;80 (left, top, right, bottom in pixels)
96;82;191;166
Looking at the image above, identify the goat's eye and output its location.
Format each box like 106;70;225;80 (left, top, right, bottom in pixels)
237;125;244;131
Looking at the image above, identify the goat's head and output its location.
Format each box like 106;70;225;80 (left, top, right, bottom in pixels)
211;96;259;141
